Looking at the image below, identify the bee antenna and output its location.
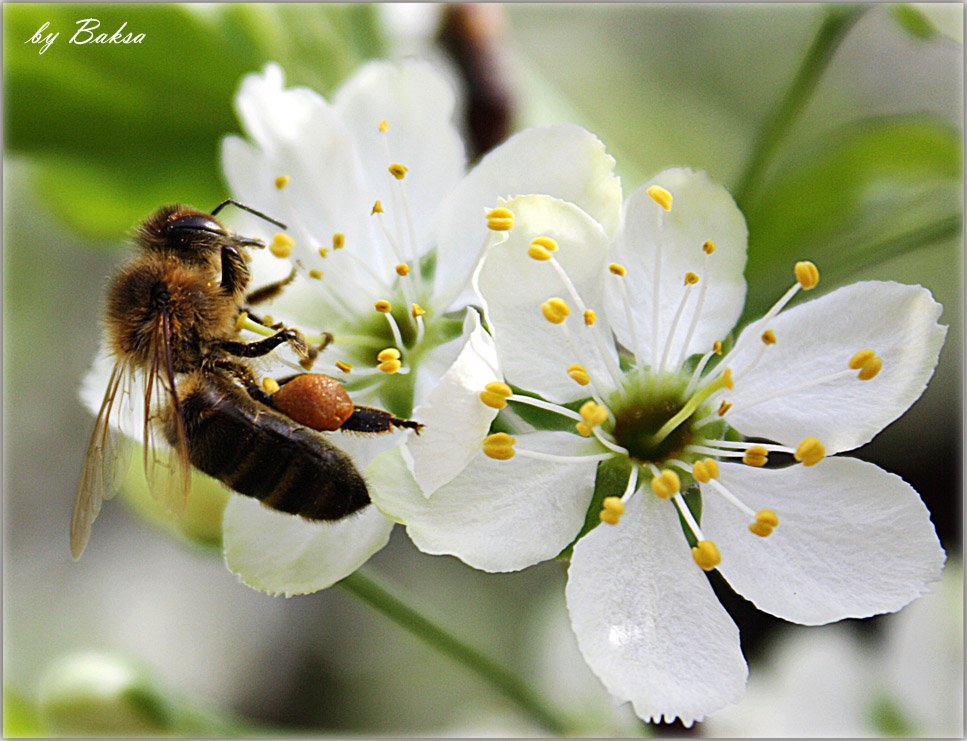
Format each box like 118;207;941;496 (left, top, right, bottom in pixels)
211;199;288;231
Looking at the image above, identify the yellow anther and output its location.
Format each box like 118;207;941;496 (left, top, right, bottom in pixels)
599;496;625;525
794;437;825;466
411;303;426;318
567;364;590;386
691;540;721;571
378;119;389;133
541;297;570;325
647;184;673;211
274;175;290;190
795;260;820;290
335;360;353;373
377;359;402;374
692;458;720;483
486;207;514;231
528;244;553;261
318;247;329;258
482;432;516;461
333;233;345;249
743;445;769;467
262;377;280;395
374;300;392;314
531;236;558;252
579;401;608;430
713;340;723;355
480;382;513;410
849;349;882;380
748;509;779;538
684;272;700;286
717;400;732;417
389;163;408;180
270;233;294;258
702;240;716;255
599;510;621;526
371;200;384;215
583;309;597;326
377;348;401;362
308;269;323;280
575;421;593;437
761;329;777;345
395;263;411;277
234;311;249;332
650;469;681;500
721;367;734;390
609;262;627;277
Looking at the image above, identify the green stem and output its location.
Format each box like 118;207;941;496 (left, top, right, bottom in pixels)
733;4;868;211
338;569;570;735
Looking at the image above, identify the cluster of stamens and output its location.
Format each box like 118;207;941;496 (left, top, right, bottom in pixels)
476;183;886;573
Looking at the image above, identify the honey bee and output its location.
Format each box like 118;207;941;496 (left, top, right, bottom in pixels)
72;201;420;559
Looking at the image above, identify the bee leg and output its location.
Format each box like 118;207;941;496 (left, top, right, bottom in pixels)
296;332;333;371
219;327;309;360
245;268;297;307
340;406;424;435
210;360;276;405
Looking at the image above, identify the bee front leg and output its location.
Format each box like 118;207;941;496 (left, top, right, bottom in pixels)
245;268;297;308
219;327;309;360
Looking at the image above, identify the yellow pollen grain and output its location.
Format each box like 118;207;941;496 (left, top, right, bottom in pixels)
795;260;820;290
541;297;570;325
411;303;426;318
531;236;558;252
371;200;384;215
609;263;627;277
261;314;274;327
794;437;825;466
483;432;516;460
308;269;323;280
480;382;513;410
262;377;280;395
702;240;716;255
377;348;401;362
274;175;290;190
374;300;392;314
378;359;402;374
713;340;723;355
647;184;673;211
567;364;590;386
692;540;721;571
761;329;777;345
486;206;514;231
692;458;720;483
389;163;408;180
717;400;732;416
270;233;294;258
583;309;597;326
650;469;680;500
684;272;700;286
234;311;249;332
318;247;329;258
849;349;882;380
335;361;353;373
378;119;389;133
743;445;769;467
395;263;411;277
333;233;345;249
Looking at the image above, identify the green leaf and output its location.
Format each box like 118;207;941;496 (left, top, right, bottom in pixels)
742;116;962;319
890;4;939;40
4;4;384;240
557;456;632;560
3;686;43;737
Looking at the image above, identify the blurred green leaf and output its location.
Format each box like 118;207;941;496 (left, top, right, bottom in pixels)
742;116;962;318
557;457;632;561
3;686;43;737
890;4;939;41
4;4;384;240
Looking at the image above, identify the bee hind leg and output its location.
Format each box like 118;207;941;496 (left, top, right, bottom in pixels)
340;406;423;435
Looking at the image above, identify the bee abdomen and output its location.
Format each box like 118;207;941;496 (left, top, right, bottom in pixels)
173;373;370;520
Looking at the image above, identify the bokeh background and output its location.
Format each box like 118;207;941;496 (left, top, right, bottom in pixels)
4;3;962;736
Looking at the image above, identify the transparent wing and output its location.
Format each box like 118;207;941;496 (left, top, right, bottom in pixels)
71;359;133;559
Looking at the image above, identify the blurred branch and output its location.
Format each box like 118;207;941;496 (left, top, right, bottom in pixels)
339;569;571;735
733;5;869;211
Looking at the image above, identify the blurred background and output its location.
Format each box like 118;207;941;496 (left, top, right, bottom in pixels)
3;3;962;736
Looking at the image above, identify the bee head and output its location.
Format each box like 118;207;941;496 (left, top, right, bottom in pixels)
137;205;263;262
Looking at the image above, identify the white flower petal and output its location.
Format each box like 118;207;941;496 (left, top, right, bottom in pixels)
474;194;616;403
402;309;501;497
433;124;622;310
334;59;467;249
726;281;947;454
607;169;748;369
704;458;945;625
222;497;393;597
566;492;748;726
368;436;598;572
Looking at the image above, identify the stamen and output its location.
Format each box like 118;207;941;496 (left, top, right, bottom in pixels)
761;329;777;345
262;377;280;395
388;163;408;180
691;540;722;571
275;175;290;190
377;347;402;374
613;268;646;364
270;233;294;258
742;445;769;467
411;303;426;318
371;200;384;215
795;261;820;290
541;297;570;324
691;458;720;483
650;469;681;500
486;207;514;231
335;360;353;373
583;309;597;326
717;400;732;416
748;509;779;538
647;184;673;212
505;394;582;422
702;240;716;254
567;364;591;386
308;269;323;280
675;243;715;370
483;432;516;460
395;263;410;277
378;119;389;133
599;496;625;525
333;233;345;249
794;437;825;466
374;300;392;313
685;340;724;397
849;349;883;380
609;263;627;276
528;236;558;261
480;382;513;410
652;369;733;446
575;401;608;437
374;301;405;349
659;271;698;374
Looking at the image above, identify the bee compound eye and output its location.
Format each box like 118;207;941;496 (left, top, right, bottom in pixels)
167;215;225;237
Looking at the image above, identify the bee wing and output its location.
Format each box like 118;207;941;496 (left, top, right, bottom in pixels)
141;304;192;516
71;359;133;559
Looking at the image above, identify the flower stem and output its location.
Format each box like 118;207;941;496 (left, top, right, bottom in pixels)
338;569;570;735
733;5;868;210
